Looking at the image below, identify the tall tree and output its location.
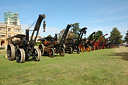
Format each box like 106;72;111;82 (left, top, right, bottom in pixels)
110;27;122;44
72;23;81;39
47;35;52;37
94;30;103;41
124;31;128;44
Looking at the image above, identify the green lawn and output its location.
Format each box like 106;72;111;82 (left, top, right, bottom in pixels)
0;47;128;85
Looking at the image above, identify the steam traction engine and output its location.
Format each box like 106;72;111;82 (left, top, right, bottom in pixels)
84;32;95;52
101;37;110;49
65;27;87;54
7;14;46;63
89;35;101;51
94;34;108;50
38;24;73;57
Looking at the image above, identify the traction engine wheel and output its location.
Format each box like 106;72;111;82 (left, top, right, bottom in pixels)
102;46;104;49
91;46;94;51
96;46;99;50
39;44;45;55
34;48;41;61
81;47;85;52
7;44;15;61
77;47;80;54
86;46;90;52
49;48;54;57
104;46;106;49
16;48;25;63
59;48;65;56
69;47;73;54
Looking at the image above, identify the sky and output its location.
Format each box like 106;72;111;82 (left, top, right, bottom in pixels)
0;0;128;39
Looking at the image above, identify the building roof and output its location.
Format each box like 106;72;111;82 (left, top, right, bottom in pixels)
7;34;26;40
0;22;6;25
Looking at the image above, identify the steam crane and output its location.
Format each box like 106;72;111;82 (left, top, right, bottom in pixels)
101;37;110;49
74;27;87;53
94;34;108;50
7;14;46;63
55;24;73;56
90;35;101;51
84;32;95;52
38;24;73;57
65;27;87;54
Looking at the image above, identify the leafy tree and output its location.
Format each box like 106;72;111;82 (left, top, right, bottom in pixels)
124;31;128;44
72;23;81;39
47;35;52;37
110;27;122;44
94;30;103;41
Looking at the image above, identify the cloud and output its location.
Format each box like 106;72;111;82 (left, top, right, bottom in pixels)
21;5;32;9
0;5;32;11
96;4;128;15
91;16;128;23
0;6;15;10
39;27;61;37
106;6;128;14
21;24;61;37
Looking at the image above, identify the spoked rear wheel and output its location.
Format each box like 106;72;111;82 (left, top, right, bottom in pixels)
49;48;54;57
16;48;25;63
81;47;85;52
91;46;94;51
59;48;65;56
86;46;90;52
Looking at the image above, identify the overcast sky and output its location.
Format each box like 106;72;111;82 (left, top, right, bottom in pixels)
0;0;128;38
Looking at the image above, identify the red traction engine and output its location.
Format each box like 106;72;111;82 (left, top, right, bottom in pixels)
101;37;110;49
94;34;108;50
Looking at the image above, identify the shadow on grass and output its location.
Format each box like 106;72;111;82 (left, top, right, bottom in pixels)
111;52;128;61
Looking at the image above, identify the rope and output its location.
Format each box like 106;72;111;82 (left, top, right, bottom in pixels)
28;20;37;30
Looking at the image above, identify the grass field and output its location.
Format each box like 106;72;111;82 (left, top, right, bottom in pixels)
0;47;128;85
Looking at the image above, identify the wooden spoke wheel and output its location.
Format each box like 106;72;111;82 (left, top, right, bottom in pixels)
69;47;73;54
91;46;94;51
77;47;80;54
49;48;54;57
97;46;99;50
7;44;15;61
34;48;41;61
59;48;65;56
81;47;85;52
16;48;25;63
102;46;104;49
86;46;90;52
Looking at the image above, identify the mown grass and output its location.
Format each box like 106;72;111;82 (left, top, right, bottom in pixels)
0;47;128;85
